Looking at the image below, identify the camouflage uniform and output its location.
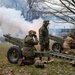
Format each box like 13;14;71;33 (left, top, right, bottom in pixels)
22;30;38;64
39;20;50;60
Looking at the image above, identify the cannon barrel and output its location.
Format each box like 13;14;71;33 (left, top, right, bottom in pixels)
49;34;64;43
3;34;23;48
3;34;64;48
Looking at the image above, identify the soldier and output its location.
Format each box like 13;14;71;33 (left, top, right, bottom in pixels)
18;30;38;65
39;20;54;62
63;34;74;54
23;30;38;64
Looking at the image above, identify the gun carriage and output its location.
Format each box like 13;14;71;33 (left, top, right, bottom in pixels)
3;34;75;64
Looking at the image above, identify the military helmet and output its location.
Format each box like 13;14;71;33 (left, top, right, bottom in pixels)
28;30;36;35
43;20;49;24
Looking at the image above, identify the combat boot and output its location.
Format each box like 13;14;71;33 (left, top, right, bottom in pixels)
17;58;23;66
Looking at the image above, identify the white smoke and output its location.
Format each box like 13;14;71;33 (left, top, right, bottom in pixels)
0;7;43;37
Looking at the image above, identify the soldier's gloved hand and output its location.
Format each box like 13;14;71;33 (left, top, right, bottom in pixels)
34;35;37;38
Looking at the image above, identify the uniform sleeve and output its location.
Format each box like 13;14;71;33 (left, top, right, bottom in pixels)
24;35;38;45
27;38;38;45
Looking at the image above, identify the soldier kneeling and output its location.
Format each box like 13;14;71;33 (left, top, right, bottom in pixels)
62;34;74;54
17;30;38;66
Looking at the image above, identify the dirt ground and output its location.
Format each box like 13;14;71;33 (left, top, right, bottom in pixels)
0;43;75;75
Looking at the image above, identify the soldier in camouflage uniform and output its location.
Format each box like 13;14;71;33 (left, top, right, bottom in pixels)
22;30;38;65
39;20;53;62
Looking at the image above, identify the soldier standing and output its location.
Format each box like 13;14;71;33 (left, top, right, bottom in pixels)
39;20;54;62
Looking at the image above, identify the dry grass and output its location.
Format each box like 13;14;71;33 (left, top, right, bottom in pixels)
0;43;75;75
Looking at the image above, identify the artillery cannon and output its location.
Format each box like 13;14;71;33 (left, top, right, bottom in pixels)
49;34;75;52
3;34;75;64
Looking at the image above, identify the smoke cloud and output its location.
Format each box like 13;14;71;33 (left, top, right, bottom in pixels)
0;7;43;37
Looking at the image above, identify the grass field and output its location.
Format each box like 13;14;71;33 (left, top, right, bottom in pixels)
0;43;75;75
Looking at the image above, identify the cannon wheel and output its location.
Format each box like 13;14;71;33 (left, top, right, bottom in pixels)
7;46;22;64
52;42;63;53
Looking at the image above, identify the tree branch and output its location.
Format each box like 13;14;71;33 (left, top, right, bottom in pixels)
60;0;75;14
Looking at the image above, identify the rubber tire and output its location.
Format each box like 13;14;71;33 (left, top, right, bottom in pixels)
52;42;63;53
7;46;22;64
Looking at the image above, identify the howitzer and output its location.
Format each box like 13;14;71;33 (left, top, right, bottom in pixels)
4;34;64;52
49;34;75;52
3;34;75;65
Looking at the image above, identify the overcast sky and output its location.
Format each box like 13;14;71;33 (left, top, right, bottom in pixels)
0;0;74;37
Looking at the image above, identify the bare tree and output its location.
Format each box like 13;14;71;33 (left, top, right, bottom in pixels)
31;0;75;25
60;0;75;14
